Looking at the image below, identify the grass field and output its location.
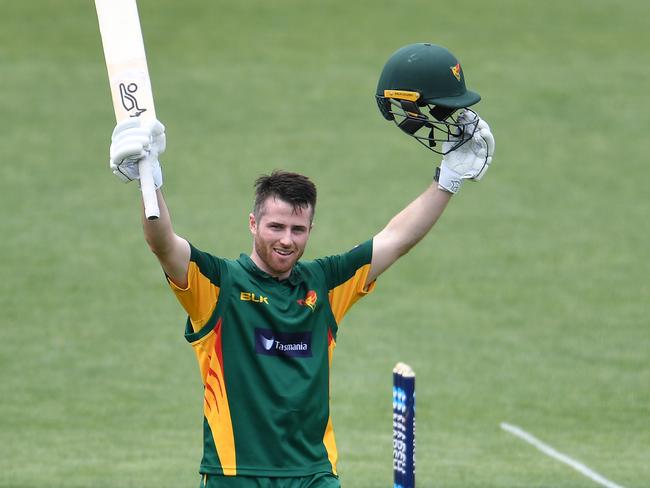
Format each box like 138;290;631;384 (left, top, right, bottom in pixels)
1;0;649;487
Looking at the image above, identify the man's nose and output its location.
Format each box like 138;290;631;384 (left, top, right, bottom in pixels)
279;230;292;246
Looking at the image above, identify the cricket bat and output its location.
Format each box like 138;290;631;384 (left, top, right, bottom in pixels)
95;0;160;220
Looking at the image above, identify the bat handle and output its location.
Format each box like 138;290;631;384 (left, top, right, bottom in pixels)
139;151;160;220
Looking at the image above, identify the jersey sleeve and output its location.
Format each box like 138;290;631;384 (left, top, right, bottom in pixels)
167;243;224;333
316;239;376;324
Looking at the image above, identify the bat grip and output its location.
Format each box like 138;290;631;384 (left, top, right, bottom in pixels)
139;151;160;220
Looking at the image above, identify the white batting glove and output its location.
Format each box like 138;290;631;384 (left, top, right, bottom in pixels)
109;118;165;189
436;110;495;194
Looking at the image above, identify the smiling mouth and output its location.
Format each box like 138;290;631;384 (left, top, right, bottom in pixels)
273;248;293;257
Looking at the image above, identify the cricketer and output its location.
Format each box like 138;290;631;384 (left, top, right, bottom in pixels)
107;43;494;487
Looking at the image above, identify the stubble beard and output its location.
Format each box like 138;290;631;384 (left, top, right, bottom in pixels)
253;237;304;278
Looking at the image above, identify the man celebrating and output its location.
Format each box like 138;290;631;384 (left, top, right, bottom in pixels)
107;43;494;487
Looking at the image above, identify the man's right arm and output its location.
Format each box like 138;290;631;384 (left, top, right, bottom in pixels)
108;118;191;287
142;189;191;288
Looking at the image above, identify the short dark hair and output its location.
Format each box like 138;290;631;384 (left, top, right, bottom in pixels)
253;170;317;222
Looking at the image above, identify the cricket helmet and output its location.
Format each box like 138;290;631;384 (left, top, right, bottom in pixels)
376;43;481;154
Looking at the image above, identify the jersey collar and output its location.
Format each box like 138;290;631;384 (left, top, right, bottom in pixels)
238;254;305;286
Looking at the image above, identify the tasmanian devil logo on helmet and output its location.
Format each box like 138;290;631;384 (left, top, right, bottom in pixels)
450;63;462;82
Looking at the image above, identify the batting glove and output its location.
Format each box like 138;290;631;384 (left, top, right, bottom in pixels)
109;118;165;189
436;110;495;194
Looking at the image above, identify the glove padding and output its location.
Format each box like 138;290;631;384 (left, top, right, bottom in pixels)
109;118;166;189
436;110;495;194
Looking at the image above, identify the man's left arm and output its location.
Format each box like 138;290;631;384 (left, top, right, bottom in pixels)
366;112;495;285
367;183;451;284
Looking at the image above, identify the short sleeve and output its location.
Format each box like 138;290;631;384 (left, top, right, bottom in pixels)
316;240;376;324
167;243;224;333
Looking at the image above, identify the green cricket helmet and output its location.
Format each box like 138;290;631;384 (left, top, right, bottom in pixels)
376;43;481;154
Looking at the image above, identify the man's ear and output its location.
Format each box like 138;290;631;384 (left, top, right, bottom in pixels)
249;213;257;234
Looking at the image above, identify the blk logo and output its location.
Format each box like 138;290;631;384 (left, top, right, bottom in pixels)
241;292;269;304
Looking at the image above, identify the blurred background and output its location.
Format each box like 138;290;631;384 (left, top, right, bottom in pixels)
1;0;648;486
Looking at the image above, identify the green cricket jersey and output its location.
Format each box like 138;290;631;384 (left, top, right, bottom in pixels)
168;240;376;477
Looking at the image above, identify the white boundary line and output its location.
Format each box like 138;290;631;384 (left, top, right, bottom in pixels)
500;422;627;488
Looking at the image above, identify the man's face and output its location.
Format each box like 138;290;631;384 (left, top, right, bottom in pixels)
249;197;313;280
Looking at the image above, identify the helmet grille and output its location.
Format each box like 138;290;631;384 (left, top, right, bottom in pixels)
375;95;478;155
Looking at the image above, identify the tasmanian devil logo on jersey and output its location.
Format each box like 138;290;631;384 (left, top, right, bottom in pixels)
255;328;312;358
297;290;318;311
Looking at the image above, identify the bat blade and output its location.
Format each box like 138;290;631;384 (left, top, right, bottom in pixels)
95;0;160;220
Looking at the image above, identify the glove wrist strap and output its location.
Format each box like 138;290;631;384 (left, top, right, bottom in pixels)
436;164;462;194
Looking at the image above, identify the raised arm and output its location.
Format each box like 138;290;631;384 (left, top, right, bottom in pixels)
367;183;451;284
142;190;190;287
366;112;495;286
109;118;190;286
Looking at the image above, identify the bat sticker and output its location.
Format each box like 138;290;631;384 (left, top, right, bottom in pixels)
119;82;147;117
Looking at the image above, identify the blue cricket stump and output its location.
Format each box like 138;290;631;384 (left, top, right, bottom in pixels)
393;362;415;488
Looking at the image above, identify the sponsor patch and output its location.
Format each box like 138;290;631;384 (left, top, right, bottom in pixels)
255;328;312;358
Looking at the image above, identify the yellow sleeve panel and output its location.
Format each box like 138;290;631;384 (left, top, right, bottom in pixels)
167;261;220;333
190;319;237;476
322;415;338;476
323;333;338;475
328;263;376;324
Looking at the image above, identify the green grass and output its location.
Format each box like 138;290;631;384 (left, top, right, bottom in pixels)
1;0;648;486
